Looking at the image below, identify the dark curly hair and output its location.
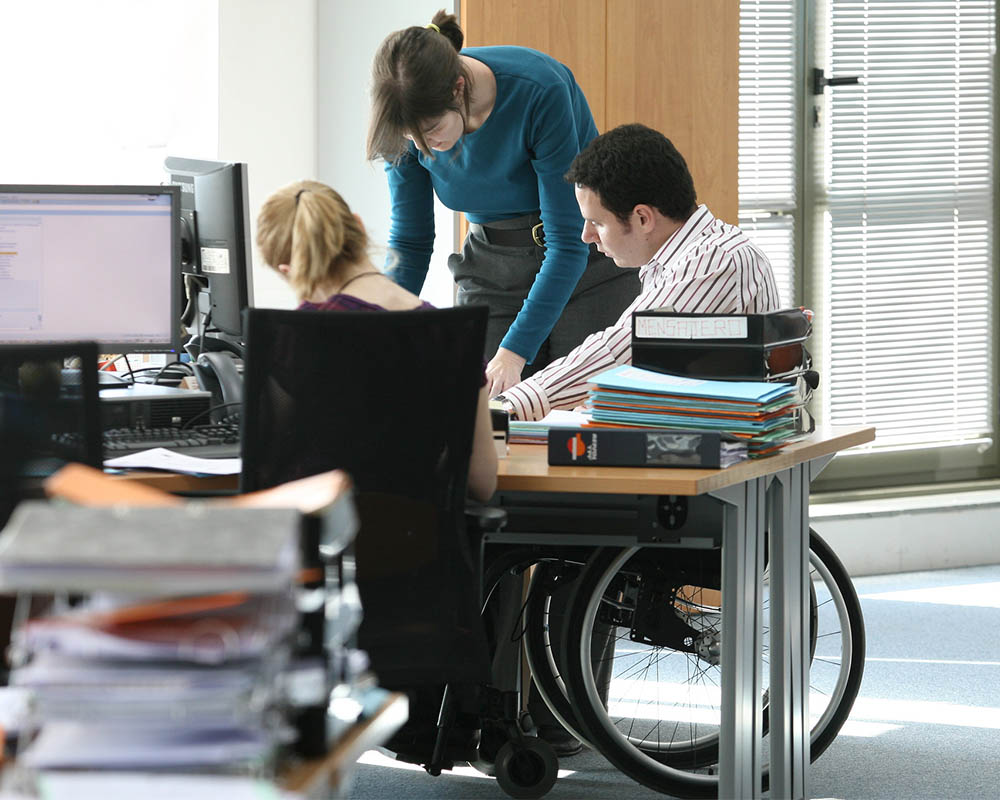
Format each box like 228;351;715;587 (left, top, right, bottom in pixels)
565;123;697;224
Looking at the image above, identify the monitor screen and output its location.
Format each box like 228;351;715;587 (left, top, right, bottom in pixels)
0;185;181;354
164;158;253;348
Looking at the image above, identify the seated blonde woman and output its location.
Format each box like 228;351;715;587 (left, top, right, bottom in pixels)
255;179;497;501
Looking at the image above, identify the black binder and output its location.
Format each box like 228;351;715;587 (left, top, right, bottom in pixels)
548;427;746;469
631;308;813;382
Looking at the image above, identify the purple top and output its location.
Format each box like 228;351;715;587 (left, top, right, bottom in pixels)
297;294;435;313
297;293;487;386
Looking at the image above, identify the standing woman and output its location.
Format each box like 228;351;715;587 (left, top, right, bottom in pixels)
367;10;640;397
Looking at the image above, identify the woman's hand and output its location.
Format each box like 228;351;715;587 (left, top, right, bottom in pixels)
486;347;527;398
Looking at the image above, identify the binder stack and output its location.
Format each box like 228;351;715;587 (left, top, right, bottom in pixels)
582;364;806;458
0;503;305;773
631;307;815;385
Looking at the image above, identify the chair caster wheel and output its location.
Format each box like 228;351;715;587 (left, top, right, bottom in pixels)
494;738;558;799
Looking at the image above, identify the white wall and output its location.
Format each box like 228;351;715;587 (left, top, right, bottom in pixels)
218;0;319;310
316;0;458;307
218;0;456;310
812;490;1000;577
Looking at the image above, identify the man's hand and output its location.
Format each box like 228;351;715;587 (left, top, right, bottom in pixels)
486;347;527;398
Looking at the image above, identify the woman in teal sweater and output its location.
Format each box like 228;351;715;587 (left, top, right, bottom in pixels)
367;10;639;398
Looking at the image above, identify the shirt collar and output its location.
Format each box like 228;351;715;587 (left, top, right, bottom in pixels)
638;205;715;283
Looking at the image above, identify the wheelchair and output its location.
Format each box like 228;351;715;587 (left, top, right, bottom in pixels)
376;512;864;800
514;527;865;799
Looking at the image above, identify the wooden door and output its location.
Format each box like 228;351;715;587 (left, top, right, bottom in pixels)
460;0;607;130
460;0;739;223
606;0;739;222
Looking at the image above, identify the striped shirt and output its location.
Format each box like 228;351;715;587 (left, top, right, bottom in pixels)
502;205;781;421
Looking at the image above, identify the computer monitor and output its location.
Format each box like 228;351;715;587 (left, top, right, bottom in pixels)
164;157;253;357
0;185;181;354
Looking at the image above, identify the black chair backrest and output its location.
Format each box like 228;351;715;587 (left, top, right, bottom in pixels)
240;306;491;687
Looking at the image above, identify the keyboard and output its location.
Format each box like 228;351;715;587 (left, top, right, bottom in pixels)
103;422;241;460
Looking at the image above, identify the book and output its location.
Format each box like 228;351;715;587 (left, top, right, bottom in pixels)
548;427;747;469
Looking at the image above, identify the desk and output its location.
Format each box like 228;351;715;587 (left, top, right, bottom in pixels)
281;690;408;798
492;425;874;800
107;470;238;494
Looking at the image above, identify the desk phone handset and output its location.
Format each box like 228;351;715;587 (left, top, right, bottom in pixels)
193;351;243;419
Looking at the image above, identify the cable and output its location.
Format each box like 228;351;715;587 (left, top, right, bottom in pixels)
150;361;194;386
98;354;135;386
181;401;242;430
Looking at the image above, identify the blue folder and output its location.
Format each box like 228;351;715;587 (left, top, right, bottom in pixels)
589;365;796;405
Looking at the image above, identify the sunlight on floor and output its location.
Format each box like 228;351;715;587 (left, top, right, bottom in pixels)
860;581;1000;608
605;681;1000;735
835;720;902;737
847;697;1000;729
357;748;578;779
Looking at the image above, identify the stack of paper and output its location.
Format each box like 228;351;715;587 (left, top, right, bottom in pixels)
0;502;303;772
584;365;808;458
509;409;591;444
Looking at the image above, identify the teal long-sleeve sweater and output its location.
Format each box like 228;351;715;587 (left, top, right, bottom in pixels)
384;46;599;363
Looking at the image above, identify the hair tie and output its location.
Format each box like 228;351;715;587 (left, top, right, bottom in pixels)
295;189;308;206
425;22;440;33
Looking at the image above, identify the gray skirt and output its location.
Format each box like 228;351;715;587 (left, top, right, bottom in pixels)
447;212;640;376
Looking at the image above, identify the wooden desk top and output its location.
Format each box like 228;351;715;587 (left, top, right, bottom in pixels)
108;470;239;493
112;426;875;498
497;425;875;496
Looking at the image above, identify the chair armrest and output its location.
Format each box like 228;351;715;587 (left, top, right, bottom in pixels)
465;503;507;534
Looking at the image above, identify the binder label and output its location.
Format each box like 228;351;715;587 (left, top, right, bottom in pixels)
634;316;748;340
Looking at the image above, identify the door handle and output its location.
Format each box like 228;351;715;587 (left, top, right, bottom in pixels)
812;67;861;95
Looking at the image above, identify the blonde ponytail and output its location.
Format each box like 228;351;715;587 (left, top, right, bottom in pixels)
256;180;368;300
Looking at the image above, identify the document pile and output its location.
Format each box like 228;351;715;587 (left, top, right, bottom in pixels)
0;502;304;772
508;409;591;444
584;365;807;458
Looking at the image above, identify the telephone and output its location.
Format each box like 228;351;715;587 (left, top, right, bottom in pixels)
192;351;243;421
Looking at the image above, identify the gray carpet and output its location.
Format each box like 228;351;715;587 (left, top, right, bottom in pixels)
346;564;1000;799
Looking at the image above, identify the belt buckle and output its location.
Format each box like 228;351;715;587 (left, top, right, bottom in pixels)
531;222;545;247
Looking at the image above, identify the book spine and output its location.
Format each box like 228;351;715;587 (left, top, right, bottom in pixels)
547;428;721;468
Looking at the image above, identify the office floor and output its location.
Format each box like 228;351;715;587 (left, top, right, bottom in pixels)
347;563;1000;800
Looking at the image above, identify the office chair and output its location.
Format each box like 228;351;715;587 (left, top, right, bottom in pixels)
240;306;557;798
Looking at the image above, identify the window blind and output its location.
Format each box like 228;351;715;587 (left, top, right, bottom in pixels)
821;0;995;452
739;0;798;308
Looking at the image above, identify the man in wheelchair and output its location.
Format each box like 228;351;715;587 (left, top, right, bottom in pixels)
496;123;780;422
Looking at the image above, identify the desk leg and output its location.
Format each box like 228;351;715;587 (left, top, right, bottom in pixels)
712;476;766;800
768;463;811;800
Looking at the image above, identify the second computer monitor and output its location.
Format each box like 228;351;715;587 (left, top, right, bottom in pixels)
164;157;253;352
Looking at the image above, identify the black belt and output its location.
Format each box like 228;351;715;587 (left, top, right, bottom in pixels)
481;222;545;248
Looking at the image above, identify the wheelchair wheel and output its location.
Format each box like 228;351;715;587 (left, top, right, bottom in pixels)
559;529;865;798
522;560;594;748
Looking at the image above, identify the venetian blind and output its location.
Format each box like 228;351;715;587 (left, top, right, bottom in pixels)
738;0;797;308
821;0;995;451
